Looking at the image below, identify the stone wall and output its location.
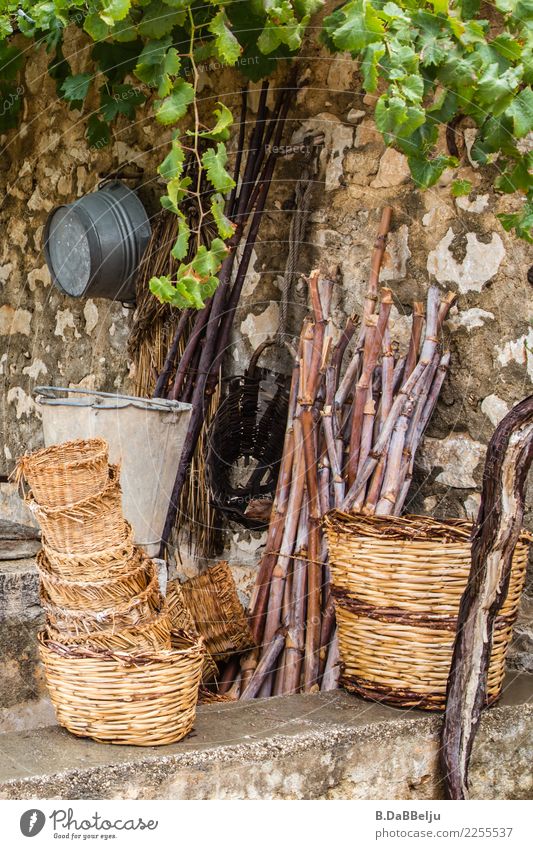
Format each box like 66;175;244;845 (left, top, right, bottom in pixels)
1;30;532;600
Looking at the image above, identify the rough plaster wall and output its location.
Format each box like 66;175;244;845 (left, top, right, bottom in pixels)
1;31;532;608
0;28;175;472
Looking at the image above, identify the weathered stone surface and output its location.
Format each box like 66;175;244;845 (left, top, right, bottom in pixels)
447;308;495;332
417;434;485;489
427;229;506;292
0;305;31;336
496;328;533;381
0;685;530;800
481;394;510;427
371;148;410;188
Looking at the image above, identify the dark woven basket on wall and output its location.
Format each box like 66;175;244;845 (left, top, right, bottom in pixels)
206;342;291;528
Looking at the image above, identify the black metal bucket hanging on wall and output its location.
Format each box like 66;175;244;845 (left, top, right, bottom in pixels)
44;181;151;303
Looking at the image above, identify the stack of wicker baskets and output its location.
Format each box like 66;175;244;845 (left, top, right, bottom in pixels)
16;438;204;745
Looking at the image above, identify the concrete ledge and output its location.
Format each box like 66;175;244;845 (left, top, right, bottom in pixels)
0;678;531;800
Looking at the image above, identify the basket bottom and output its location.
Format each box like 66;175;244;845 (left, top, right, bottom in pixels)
340;675;502;712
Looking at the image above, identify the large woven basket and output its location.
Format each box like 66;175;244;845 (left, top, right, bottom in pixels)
37;547;154;612
39;629;204;746
43;523;134;580
325;512;530;710
15;438;109;508
180;561;255;658
30;466;127;554
45;605;172;652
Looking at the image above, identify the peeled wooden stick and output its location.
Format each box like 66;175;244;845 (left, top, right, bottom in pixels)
321;628;340;691
240;630;287;701
375;401;413;515
404;301;425;379
283;500;309;694
335;207;392;408
342;286;441;510
347;290;393;485
441;395;533;799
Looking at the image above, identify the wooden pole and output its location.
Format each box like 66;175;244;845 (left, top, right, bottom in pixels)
441;395;533;799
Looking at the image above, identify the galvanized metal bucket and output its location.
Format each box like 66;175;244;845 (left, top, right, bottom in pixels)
43;181;151;302
34;387;192;557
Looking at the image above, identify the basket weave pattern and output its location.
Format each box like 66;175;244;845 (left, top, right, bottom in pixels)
37;547;152;611
15;438;109;508
30;466;127;554
326;512;530;710
16;437;203;744
180;561;255;658
39;631;204;746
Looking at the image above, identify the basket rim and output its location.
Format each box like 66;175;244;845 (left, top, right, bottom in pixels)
325;510;533;545
38;627;203;664
18;437;108;471
42;521;133;562
40;564;160;620
28;464;121;517
37;545;146;588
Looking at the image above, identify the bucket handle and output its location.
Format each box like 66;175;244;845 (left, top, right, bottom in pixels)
33;386;187;413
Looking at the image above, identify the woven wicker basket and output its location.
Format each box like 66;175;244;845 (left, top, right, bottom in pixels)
15;438;109;508
30;466;127;554
37;547;153;612
45;605;172;652
43;523;134;580
180;561;255;658
41;566;162;638
39;629;204;746
167;579;218;681
325;512;530;710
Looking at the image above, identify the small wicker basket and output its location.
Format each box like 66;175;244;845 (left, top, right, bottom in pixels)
43;523;134;580
325;511;530;710
15;438;109;508
41;567;162;638
39;629;204;746
37;546;152;612
167;579;218;681
30;466;127;554
45;605;172;652
180;561;255;659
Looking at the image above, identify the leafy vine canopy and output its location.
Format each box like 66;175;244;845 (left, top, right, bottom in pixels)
0;0;531;308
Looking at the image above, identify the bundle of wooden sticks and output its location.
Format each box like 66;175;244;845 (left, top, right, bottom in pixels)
218;207;456;699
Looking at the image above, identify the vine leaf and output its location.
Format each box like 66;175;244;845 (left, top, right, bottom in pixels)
158;134;185;181
84;13;110;41
188;102;233;142
506;87;533;138
327;0;384;54
100;0;131;26
60;73;92;105
451;178;472;197
209;10;242;65
135;38;180;96
171;214;191;261
408;154;457;188
138;2;186;38
86;114;111;147
155;78;195;124
100;84;146;121
210;193;235;239
202;143;236;192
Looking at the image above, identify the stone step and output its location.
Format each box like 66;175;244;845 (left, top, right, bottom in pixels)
0;678;531;800
0;557;46;720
